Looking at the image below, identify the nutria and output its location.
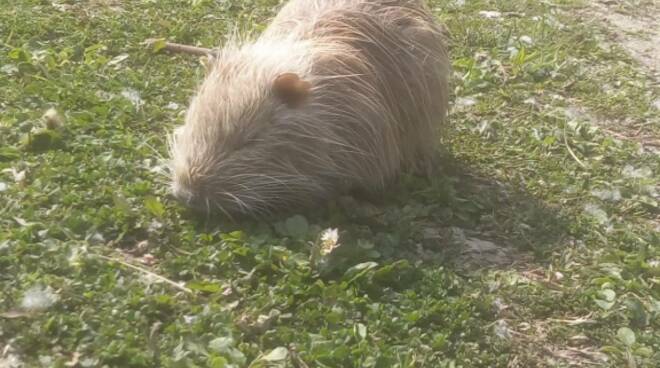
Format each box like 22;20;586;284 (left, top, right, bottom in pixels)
169;0;450;218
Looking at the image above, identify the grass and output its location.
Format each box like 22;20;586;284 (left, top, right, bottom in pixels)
1;0;658;367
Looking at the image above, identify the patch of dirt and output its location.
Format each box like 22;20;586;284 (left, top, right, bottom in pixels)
565;104;660;154
567;1;660;153
584;0;660;83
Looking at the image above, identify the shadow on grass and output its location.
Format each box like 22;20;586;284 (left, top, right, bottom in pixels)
179;150;570;277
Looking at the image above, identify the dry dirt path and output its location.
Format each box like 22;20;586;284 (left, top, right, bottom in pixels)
569;0;660;154
585;0;660;83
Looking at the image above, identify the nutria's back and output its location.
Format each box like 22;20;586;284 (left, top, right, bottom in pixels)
169;0;450;218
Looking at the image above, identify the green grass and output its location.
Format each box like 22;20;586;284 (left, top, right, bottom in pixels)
1;0;658;367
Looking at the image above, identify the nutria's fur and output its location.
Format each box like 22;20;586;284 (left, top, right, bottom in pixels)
169;0;450;218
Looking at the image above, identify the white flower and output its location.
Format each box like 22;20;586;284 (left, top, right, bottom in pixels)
319;228;340;256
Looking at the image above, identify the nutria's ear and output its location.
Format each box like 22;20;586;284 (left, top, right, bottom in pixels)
273;73;311;108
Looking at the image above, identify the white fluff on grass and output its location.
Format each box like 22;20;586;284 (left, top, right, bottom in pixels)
21;285;58;311
584;203;609;225
120;88;144;108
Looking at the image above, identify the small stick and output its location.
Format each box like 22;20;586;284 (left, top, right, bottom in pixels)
144;38;217;57
563;126;588;169
96;254;193;294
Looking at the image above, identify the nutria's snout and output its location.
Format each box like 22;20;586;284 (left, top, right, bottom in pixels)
171;182;196;206
170;171;210;212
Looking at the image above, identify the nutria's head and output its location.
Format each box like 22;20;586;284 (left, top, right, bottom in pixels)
168;43;326;218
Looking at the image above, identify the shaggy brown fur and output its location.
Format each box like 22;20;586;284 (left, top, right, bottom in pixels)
169;0;450;218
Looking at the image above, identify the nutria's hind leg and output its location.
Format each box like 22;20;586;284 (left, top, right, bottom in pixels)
421;146;452;178
406;144;447;182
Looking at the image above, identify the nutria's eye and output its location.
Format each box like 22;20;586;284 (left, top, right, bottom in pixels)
272;72;311;108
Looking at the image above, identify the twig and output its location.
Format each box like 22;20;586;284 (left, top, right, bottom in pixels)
289;346;310;368
563;126;588;169
548;313;596;325
144;38;217;57
149;321;163;367
96;254;193;294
